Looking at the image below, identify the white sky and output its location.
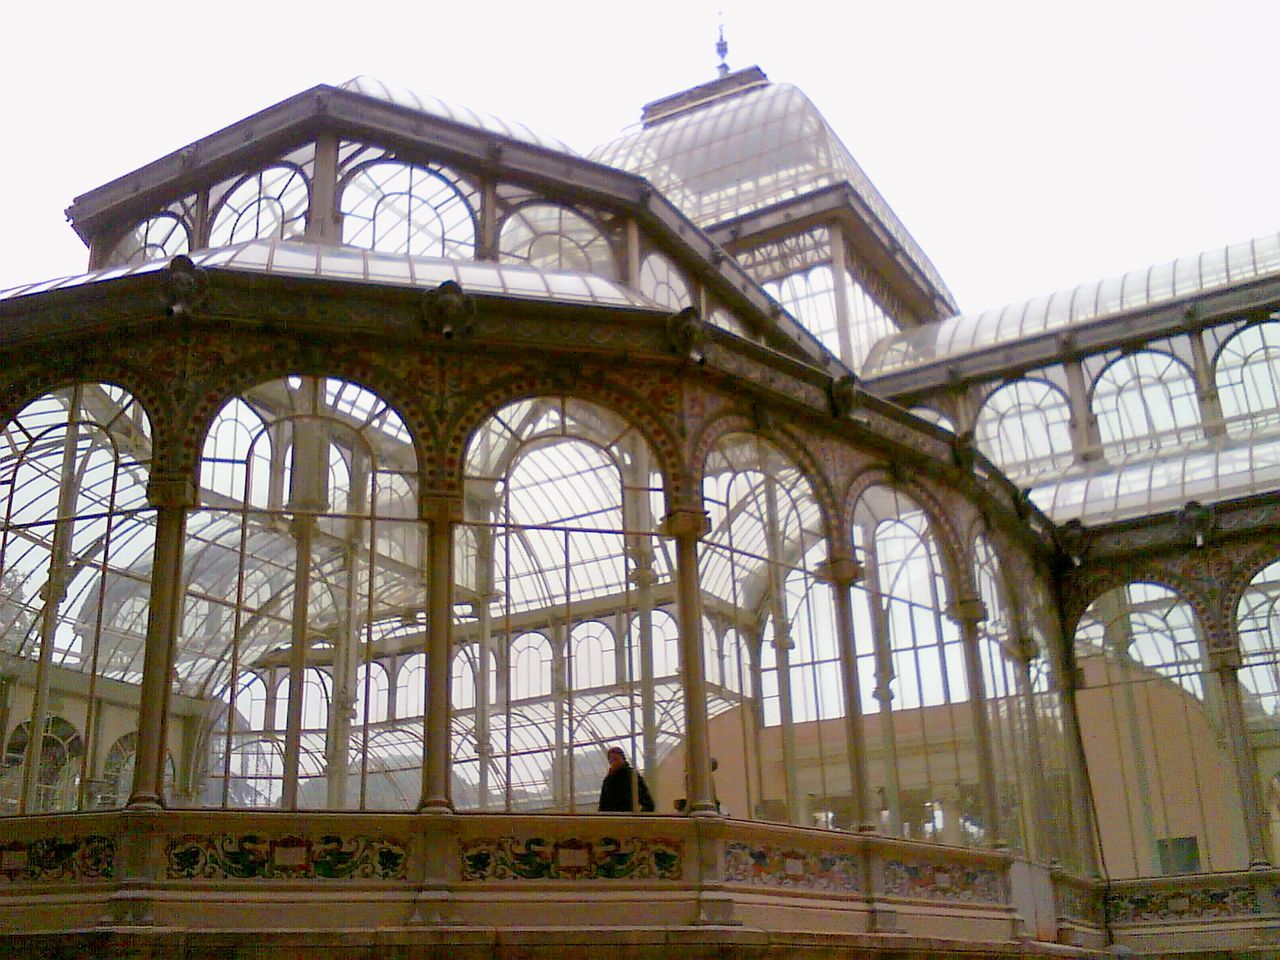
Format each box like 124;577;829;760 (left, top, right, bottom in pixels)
3;0;1279;314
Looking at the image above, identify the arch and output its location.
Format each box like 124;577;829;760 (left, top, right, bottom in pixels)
1073;580;1246;876
638;251;692;311
107;213;191;266
842;467;968;599
1215;320;1280;437
2;717;84;813
396;653;428;717
355;661;390;724
689;411;840;541
1090;350;1200;455
181;355;429;486
339;159;477;258
209;164;310;246
570;620;616;690
449;375;684;510
973;378;1074;478
498;202;617;278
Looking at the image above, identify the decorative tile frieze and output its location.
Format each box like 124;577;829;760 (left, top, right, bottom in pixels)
1055;880;1103;925
0;835;115;884
165;833;406;880
722;841;861;892
1107;884;1259;923
881;857;1004;904
458;835;681;881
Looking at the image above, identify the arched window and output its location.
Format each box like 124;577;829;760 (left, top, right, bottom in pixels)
108;213;191;265
462;396;666;812
974;379;1075;478
275;669;331;730
1075;582;1245;877
1092;351;1200;456
340;160;476;258
638;252;691;310
851;484;982;844
570;620;615;690
764;265;838;356
1;385;154;814
1216;321;1280;437
396;653;428;718
703;433;837;827
452;644;479;710
510;632;553;700
233;672;268;730
354;661;390;724
3;717;84;814
187;377;418;812
499;203;616;277
209;165;309;246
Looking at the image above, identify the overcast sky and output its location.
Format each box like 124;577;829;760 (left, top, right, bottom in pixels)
3;1;1278;314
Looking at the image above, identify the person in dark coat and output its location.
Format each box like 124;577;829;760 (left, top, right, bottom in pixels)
597;746;654;812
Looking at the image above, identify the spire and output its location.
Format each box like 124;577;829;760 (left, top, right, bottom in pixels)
715;23;729;77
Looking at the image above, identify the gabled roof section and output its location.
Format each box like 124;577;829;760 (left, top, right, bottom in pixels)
590;68;955;312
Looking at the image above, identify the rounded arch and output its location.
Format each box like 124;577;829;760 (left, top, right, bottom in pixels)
178;350;431;485
973;377;1075;479
689;411;840;542
1089;349;1200;454
0;363;169;457
497;202;618;278
842;466;969;600
339;159;477;258
107;213;191;266
209;164;310;246
638;251;692;311
446;372;686;509
1214;320;1280;437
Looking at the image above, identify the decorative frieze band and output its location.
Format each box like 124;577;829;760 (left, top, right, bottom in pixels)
880;857;1004;904
722;841;862;892
0;835;115;884
164;833;407;880
1107;883;1260;923
458;835;682;881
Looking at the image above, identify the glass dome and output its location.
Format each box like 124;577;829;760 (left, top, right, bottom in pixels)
590;79;952;304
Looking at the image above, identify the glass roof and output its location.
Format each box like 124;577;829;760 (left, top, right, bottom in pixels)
1028;432;1280;526
864;232;1280;377
0;240;665;310
590;81;952;303
338;77;580;157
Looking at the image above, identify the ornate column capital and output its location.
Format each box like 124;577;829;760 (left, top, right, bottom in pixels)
1208;647;1242;671
659;509;710;540
816;556;864;587
420;491;464;525
946;596;987;626
145;474;197;509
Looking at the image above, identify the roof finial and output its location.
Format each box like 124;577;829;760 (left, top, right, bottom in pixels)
715;21;729;77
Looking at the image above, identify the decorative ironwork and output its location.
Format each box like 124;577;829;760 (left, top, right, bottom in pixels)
421;279;476;340
665;306;707;363
160;254;208;318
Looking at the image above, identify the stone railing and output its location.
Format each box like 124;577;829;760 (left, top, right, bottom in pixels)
0;809;1100;956
1106;868;1280;956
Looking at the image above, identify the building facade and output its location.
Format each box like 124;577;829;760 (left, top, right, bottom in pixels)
0;68;1277;958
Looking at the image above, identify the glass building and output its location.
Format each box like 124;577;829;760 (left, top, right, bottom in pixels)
0;66;1277;958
